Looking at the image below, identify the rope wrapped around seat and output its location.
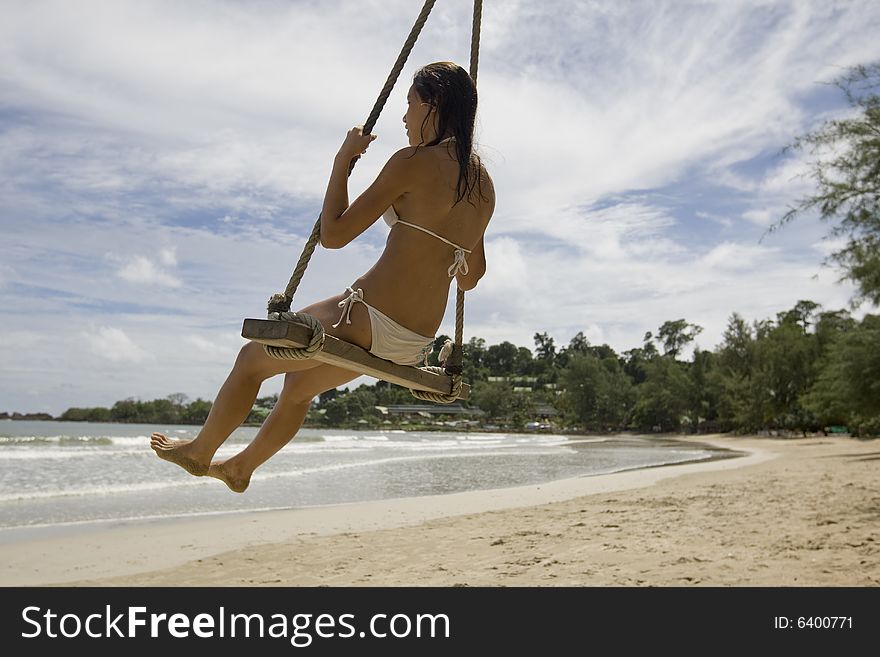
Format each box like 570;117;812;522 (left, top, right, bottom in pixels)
262;312;325;360
410;338;462;403
409;369;463;403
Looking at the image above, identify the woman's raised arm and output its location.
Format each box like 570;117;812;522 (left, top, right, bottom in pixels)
320;127;415;249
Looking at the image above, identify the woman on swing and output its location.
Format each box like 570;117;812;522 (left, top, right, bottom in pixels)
151;62;495;492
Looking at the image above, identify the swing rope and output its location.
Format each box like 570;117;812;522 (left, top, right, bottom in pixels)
264;0;482;404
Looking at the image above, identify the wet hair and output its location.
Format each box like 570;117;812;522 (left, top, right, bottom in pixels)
412;61;485;205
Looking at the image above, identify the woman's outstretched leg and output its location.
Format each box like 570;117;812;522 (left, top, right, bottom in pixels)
151;341;323;476
208;363;360;492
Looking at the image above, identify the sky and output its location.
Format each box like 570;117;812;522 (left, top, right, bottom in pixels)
1;0;879;415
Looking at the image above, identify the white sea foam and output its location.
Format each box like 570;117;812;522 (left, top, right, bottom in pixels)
0;476;208;502
0;448;147;461
253;450;559;484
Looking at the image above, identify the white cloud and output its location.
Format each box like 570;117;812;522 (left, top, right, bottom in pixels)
699;242;779;270
810;236;849;259
117;256;182;288
86;326;152;363
186;335;220;354
1;0;879;412
158;247;177;267
742;208;776;226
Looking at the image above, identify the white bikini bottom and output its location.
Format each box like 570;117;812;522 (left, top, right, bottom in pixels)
332;286;434;367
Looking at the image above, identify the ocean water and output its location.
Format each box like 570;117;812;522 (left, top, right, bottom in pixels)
0;421;735;536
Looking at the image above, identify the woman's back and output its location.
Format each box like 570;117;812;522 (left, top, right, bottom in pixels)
393;141;490;243
320;61;494;338
354;142;494;336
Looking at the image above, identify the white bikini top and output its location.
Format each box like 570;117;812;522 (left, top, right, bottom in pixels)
383;205;471;277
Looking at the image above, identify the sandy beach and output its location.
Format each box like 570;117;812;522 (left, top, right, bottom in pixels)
1;434;877;587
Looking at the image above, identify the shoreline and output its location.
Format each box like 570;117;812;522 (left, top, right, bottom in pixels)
1;434;876;586
0;436;738;544
2;434;751;586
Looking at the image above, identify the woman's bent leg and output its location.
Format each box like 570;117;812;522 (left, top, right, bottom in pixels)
151;341;323;476
208;363;361;492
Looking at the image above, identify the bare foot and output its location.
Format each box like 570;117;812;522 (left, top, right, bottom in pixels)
150;433;209;477
208;460;251;493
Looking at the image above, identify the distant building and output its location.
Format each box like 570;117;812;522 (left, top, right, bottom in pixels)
375;403;486;419
488;375;538;383
533;404;559;419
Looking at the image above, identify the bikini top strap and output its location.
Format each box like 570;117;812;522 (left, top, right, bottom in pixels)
394;219;472;253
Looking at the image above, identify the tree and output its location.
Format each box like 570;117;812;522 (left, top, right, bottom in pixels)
344;385;378;421
167;392;189;407
655;319;704;359
631;356;691;432
717;313;754;375
712;305;823;432
774;61;880;306
254;394;278;410
462;337;490;383
686;349;722;433
110;398;141;423
814;309;856;351
568;331;591;354
560;352;633;430
484;341;518;375
509;392;537;430
182;398;212;424
777;300;821;334
59;407;110;422
621;347;653;385
712;313;757;430
470;380;514;420
752;318;821;431
803;314;880;434
466;337;487;366
322;397;348;425
557;331;590;368
533;332;557;362
372;380;412;406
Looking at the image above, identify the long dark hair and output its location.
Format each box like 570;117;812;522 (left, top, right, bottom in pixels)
412;61;485;206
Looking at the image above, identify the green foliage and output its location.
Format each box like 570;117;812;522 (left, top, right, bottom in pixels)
631;356;691;432
483;341;518;375
711;308;822;432
321;397;348;425
533;332;557;362
803;314;880;434
752;319;821;431
508;392;537;430
655;319;704;358
59;407;111;422
56;395;213;425
470;380;515;420
50;302;878;435
560;352;633;430
686;349;723;432
775;61;880;306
